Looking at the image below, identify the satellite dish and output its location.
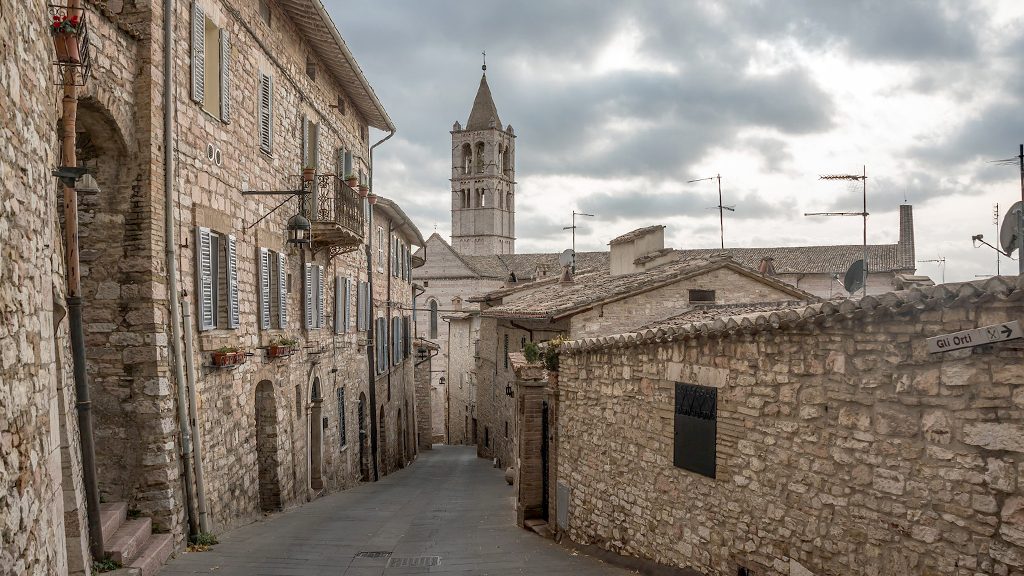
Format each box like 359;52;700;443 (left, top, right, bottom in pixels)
843;259;865;295
1000;201;1022;256
558;249;575;268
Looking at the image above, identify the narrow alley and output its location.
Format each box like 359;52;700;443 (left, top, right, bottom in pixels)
160;446;632;575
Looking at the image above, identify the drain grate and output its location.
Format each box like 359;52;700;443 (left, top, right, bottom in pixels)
387;556;440;568
354;551;393;559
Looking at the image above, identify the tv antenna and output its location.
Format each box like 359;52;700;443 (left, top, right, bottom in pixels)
805;165;869;296
687;174;732;249
988;144;1024;274
562;211;594;272
918;257;946;284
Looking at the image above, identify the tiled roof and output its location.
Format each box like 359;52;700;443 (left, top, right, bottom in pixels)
563;276;1023;353
460;251;610;280
636;301;811;330
609;225;664;245
480;256;816;321
674;244;905;274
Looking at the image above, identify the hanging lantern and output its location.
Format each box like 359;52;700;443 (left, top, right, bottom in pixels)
505;383;514;397
287;213;311;245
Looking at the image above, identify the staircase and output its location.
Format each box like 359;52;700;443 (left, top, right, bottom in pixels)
100;503;174;575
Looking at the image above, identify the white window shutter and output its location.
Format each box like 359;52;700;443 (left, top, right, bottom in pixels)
317;265;325;329
191;3;205;104
196;227;214;331
259;248;271;330
334;276;342;334
312;123;320;171
304;263;314;329
220;30;231;123
226;235;240;328
258;74;273;154
343;278;351;333
278;253;288;327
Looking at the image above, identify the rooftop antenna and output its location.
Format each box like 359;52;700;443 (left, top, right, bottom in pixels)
919;256;946;284
805;165;869;296
687;173;732;249
562;211;594;273
988;144;1024;274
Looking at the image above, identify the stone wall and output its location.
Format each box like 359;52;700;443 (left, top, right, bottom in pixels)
414;349;433;450
446;315;478;445
0;1;77;573
556;279;1024;576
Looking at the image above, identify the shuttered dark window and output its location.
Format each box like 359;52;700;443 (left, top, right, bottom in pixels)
673;383;717;478
688;289;716;303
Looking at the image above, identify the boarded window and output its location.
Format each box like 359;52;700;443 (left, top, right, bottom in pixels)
673;383;717;478
688;289;716;303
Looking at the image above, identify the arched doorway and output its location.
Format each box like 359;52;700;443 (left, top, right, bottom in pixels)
309;378;323;491
357;393;369;481
255;381;281;511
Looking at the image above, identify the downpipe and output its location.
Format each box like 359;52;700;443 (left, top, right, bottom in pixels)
181;302;209;533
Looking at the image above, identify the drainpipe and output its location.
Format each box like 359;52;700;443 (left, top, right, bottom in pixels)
59;0;103;560
163;0;199;539
365;129;395;481
181;302;209;533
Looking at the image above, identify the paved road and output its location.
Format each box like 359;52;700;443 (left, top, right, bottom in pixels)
161;445;633;575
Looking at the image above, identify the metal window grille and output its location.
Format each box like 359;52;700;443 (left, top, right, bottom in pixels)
673;383;717;478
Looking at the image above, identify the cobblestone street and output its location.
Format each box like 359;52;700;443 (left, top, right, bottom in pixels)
161;446;632;575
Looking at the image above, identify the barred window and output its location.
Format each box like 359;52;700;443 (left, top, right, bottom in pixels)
673;383;717;478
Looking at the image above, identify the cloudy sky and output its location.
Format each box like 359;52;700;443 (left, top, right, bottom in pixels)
326;0;1024;282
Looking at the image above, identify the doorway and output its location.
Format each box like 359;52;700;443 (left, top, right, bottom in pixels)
309;378;323;491
255;380;281;511
358;393;369;481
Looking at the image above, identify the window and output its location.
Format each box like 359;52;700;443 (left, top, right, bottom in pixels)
402;316;411;357
190;4;230;122
356;281;369;331
257;248;287;329
304;263;325;330
375;317;388;375
336;96;346;116
258;0;271;24
301;116;319;171
688;289;716;303
504;421;508;438
376;226;385;272
503;334;509;370
295;385;302;418
258;73;273;155
392;316;402;366
429;300;438;339
484;426;489;448
196;227;238;331
305;57;317;81
475;142;484;173
673;383;717;478
334;276;351;335
337;387;346;449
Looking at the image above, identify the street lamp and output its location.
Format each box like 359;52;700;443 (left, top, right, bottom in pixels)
287;213;311;246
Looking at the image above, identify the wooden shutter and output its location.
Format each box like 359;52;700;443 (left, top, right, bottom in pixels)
317;265;325;329
278;253;288;327
220;29;231;123
191;3;205;104
304;263;314;329
227;233;240;327
343;278;351;333
344;151;353;177
258;73;273;154
196;227;214;331
259;248;271;330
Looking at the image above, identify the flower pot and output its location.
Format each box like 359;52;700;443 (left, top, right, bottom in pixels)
52;32;78;62
268;345;293;359
212;352;236;366
345;177;359;189
302;167;316;182
358;185;369;199
366;193;377;205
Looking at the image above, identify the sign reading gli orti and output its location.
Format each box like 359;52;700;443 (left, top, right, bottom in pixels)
927;320;1023;354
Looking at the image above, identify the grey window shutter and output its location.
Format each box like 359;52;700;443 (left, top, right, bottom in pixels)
344;151;353;176
301;116;309;169
196;227;214;331
191;3;205;104
226;234;240;328
220;30;231;123
317;265;325;329
304;263;314;329
334;275;342;334
278;253;288;327
343;278;351;333
259;248;271;330
355;282;363;331
311;123;321;171
336;148;344;178
258;74;273;154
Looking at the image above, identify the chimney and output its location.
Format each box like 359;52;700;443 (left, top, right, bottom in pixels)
451;296;462;311
559;264;573;284
758;256;776;276
898;205;915;271
609;225;665;276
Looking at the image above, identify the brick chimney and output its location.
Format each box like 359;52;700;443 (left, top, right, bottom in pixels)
898;205;915;271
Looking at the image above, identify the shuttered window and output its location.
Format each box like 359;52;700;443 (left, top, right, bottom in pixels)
304;263;325;330
342;278;351;333
258;73;273;155
392;316;401;365
428;300;438;339
196;227;214;331
355;282;366;331
219;30;231;123
258;248;271;330
337;387;346;449
277;253;288;328
301;117;320;171
226;234;239;328
375;317;387;374
402;316;411;357
190;3;229;122
190;3;205;104
334;276;344;335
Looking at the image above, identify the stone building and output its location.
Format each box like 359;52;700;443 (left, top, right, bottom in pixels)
542;277;1024;576
465;225;816;470
3;0;427;571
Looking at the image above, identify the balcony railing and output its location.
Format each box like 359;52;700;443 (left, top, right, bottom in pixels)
302;173;364;255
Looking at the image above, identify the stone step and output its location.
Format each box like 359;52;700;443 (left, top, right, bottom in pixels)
524;519;553;539
128;533;174;576
100;502;128;542
105;518;152;565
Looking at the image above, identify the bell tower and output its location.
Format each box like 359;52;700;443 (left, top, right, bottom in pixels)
450;64;516;255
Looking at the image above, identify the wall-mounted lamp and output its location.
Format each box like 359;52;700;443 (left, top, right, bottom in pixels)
505;383;514;398
287;213;311;246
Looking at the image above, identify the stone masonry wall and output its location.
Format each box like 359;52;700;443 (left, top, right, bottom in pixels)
558;285;1024;576
0;2;75;573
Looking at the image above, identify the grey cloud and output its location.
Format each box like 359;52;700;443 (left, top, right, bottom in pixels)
578;188;796;224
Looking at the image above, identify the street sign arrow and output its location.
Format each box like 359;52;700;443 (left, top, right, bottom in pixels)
1002;325;1013;338
928;320;1023;354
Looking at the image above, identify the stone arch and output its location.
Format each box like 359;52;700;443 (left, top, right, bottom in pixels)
255;380;281;511
461;143;472;174
502;145;512;176
475;141;485;173
309;377;324;491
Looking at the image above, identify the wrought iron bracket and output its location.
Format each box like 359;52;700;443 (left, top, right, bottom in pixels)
53;166;89;188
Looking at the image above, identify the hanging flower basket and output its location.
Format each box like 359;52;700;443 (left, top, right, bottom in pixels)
211;348;242;367
51;14;82;63
267;338;298;359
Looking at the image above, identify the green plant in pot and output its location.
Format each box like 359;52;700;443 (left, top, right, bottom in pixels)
212;346;240;366
543;335;565;372
269;338;298;358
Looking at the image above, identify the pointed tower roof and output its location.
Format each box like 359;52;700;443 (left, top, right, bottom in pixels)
466;74;502;131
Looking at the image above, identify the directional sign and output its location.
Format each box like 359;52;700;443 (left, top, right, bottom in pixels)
927;320;1023;354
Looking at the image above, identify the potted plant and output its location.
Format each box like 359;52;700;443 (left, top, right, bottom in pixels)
366;192;377;205
268;338;297;358
358;184;370;199
212;346;240;366
302;166;316;183
543;335;565;375
51;13;82;63
344;173;358;188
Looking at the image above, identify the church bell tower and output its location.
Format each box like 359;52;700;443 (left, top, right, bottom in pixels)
450;63;516;255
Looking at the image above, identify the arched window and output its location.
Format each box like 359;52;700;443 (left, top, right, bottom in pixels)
461;143;472;174
429;300;438;339
503;146;511;175
475;142;485;173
